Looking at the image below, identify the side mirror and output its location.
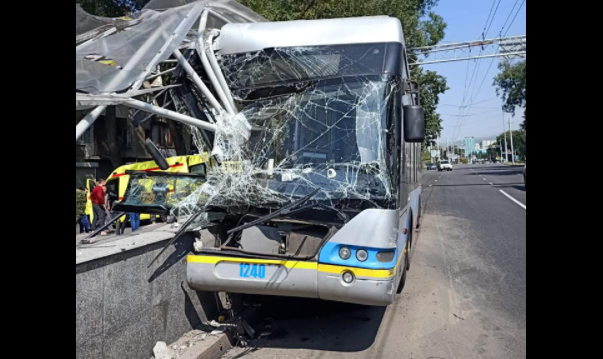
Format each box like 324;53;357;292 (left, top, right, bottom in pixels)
404;105;426;143
145;138;170;171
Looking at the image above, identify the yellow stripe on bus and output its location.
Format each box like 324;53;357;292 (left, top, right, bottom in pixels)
188;255;318;270
317;264;395;279
188;249;407;280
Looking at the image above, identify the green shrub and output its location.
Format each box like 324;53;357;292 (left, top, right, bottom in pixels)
76;189;87;223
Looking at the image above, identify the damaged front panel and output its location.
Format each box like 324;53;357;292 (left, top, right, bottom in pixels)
166;42;411;283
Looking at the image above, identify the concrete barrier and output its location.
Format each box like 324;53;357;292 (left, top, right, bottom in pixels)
76;229;220;359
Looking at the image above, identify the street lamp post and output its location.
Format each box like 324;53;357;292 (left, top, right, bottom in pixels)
509;117;516;165
502;110;509;163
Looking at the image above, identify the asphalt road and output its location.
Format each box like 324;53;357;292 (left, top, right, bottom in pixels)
225;164;527;359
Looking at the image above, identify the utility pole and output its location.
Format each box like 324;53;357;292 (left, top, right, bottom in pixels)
509;117;516;165
436;137;439;161
502;110;509;163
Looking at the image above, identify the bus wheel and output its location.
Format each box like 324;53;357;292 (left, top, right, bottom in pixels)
416;202;423;229
397;248;409;294
406;238;412;271
406;221;413;271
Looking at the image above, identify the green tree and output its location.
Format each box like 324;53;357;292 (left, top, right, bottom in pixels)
487;144;500;160
497;130;526;159
494;61;527;130
76;189;87;222
414;69;448;146
76;0;149;17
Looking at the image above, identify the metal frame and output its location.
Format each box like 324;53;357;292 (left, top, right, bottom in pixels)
76;3;205;142
410;35;526;66
75;4;252;143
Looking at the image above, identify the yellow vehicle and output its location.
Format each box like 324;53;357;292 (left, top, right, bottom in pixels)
85;178;95;222
86;154;210;224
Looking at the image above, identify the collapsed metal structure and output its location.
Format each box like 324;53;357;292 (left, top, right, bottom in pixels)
76;0;404;223
76;0;265;140
76;0;268;222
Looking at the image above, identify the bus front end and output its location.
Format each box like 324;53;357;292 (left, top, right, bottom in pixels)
187;17;423;307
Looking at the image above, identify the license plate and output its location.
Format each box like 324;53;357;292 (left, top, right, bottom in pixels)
214;262;287;283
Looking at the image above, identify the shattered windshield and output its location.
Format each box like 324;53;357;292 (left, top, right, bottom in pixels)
196;43;403;211
241;77;395;202
166;43;403;221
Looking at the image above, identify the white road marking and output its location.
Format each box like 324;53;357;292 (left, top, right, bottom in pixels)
500;190;526;210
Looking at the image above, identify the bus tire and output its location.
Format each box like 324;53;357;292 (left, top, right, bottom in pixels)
397;249;409;294
416;201;422;229
406;228;412;271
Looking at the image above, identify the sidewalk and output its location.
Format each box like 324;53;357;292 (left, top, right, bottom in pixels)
75;222;162;247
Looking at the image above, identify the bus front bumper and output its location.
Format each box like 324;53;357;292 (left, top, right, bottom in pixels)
187;255;399;307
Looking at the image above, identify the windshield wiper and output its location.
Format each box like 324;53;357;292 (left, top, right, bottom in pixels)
244;80;318;101
287;202;349;223
227;188;321;235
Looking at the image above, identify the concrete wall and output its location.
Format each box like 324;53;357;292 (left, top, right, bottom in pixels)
76;234;219;359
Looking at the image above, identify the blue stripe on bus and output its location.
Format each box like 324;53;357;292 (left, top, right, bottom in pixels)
318;242;398;270
318;212;413;270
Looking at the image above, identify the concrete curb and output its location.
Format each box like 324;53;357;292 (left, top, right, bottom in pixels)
155;331;232;359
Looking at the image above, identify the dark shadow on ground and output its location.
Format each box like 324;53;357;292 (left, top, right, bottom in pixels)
235;295;386;353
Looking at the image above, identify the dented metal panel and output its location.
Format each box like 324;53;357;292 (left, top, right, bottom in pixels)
218;17;405;55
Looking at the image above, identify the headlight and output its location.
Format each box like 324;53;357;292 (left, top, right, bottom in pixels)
356;249;369;262
339;247;352;260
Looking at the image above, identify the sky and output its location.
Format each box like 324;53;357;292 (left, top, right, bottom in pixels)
426;0;527;145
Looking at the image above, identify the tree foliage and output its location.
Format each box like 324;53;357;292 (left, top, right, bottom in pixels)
497;130;527;159
495;61;527;130
414;69;449;146
76;0;148;17
486;145;498;160
76;189;87;222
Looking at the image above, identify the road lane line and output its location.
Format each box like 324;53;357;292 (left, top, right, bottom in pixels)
500;190;526;210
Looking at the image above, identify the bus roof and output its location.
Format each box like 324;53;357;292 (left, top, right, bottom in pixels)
218;17;405;55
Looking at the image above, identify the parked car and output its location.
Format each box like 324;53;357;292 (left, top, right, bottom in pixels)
427;163;437;171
